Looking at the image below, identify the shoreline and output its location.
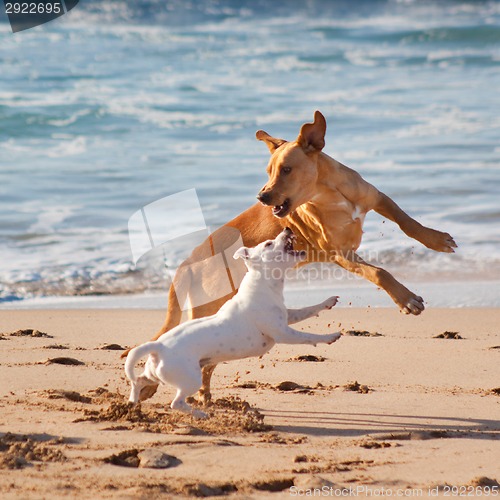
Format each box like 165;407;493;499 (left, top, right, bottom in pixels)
1;279;499;310
1;307;499;497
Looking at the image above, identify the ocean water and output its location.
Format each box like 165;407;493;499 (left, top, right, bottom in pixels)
1;0;499;306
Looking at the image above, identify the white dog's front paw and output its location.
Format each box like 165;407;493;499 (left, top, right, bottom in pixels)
326;332;341;344
323;296;339;310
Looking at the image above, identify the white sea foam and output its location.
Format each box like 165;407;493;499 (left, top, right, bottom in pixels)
395;106;483;138
47;109;92;127
46;136;88;157
427;49;488;62
2;280;499;310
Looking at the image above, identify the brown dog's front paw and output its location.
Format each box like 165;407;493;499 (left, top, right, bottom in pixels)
401;294;425;315
434;231;457;253
424;229;458;253
138;384;159;401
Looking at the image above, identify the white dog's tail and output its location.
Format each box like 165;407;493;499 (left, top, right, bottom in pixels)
124;341;161;382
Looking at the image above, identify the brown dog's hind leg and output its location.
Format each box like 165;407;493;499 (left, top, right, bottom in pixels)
138;383;160;401
375;192;457;253
121;283;183;362
153;273;186;340
199;364;217;405
334;251;425;315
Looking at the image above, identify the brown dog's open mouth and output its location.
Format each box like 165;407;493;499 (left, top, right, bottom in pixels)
272;198;291;218
284;232;306;258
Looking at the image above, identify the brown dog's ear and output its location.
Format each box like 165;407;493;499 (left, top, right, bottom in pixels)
255;130;287;154
297;110;326;153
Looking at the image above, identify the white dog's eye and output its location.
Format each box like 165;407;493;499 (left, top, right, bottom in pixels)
265;241;272;247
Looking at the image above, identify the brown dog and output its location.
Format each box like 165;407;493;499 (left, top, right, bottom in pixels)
130;110;456;402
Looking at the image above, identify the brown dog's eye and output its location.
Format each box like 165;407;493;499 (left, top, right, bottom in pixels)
282;166;292;174
265;241;272;247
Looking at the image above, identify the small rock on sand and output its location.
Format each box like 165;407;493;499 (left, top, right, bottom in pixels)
468;477;500;487
434;331;463;339
99;344;125;350
10;329;53;338
293;355;326;362
138;449;179;469
276;381;311;392
344;381;370;393
44;357;85;366
343;330;383;337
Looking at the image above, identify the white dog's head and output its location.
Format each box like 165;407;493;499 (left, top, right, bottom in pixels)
233;228;306;273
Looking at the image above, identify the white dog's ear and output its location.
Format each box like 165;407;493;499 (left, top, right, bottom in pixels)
233;247;250;260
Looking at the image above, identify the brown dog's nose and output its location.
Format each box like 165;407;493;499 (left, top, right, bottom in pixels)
257;191;272;205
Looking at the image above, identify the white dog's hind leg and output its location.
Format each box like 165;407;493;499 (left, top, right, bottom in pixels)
171;387;208;419
287;296;339;324
171;390;207;419
268;325;342;346
163;368;207;419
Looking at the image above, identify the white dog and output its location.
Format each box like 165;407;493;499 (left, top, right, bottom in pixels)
125;228;341;418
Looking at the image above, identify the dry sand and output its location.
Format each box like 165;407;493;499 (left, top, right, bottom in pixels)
0;307;499;498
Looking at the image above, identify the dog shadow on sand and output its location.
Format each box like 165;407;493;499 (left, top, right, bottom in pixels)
262;408;500;441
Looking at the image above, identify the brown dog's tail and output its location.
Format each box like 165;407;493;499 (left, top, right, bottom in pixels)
120;282;183;359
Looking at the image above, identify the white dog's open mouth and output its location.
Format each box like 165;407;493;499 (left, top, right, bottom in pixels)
284;232;306;258
272;198;291;218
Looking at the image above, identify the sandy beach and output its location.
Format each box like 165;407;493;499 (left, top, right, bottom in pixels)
0;307;498;498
